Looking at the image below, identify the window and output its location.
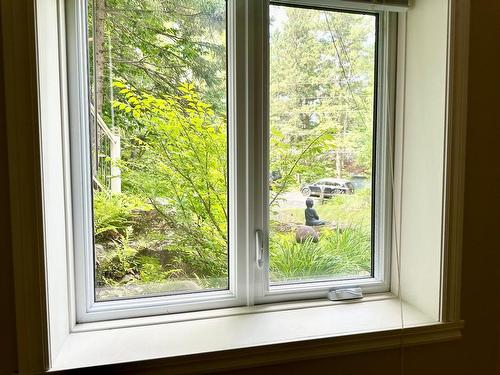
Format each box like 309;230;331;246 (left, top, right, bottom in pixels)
72;0;244;321
88;0;230;302
70;0;394;321
7;0;468;371
267;4;378;287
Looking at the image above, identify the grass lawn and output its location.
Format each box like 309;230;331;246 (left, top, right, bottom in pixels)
272;188;372;230
269;189;373;283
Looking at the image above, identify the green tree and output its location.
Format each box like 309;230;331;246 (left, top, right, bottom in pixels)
89;0;227;127
113;81;228;279
269;6;376;181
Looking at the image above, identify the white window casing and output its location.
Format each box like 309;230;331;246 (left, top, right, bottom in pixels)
2;0;469;373
393;0;450;323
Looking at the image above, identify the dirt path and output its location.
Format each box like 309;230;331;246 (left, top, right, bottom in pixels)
276;191;325;210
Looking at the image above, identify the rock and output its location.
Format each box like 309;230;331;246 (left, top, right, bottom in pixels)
94;243;106;265
119;274;136;284
275;222;295;233
295;225;319;243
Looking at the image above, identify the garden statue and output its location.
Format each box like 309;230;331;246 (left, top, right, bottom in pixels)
305;198;325;226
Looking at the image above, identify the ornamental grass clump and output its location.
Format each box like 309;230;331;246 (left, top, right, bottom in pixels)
269;225;371;283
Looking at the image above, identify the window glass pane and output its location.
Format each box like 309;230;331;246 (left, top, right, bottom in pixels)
88;0;228;301
268;5;377;285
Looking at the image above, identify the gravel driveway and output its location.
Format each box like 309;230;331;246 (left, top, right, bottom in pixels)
275;191;324;210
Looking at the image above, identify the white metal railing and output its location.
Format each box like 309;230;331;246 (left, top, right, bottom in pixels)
90;105;121;193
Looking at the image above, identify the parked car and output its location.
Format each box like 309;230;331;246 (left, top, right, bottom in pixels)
350;175;370;190
300;178;355;197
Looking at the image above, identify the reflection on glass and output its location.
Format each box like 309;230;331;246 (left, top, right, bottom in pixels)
268;5;376;285
88;0;228;301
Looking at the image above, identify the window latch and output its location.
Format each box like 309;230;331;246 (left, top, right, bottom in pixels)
328;287;363;301
255;229;264;269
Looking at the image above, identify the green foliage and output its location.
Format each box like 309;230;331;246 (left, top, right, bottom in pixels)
96;230;139;286
270;6;376;178
137;256;178;283
321;188;372;227
273;188;372;231
89;0;227;131
96;230;181;286
269;226;371;282
113;81;228;280
269;127;335;205
90;3;379;293
93;191;150;241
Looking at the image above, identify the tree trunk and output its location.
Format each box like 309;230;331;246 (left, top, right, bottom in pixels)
93;0;106;177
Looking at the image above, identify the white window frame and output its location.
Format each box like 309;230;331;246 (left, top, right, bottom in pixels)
68;0;398;322
3;0;469;372
253;1;397;303
68;0;250;323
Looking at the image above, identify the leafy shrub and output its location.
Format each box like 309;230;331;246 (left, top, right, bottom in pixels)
96;231;180;287
269;226;371;282
96;231;139;286
93;191;150;241
113;82;229;281
137;256;179;283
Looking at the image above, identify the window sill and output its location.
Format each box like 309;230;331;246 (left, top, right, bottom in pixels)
50;295;463;372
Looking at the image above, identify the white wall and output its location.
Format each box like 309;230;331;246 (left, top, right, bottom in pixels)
396;0;449;322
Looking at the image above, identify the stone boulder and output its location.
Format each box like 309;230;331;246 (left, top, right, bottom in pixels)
295;225;319;243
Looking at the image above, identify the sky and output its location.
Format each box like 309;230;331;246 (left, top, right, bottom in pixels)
269;5;288;36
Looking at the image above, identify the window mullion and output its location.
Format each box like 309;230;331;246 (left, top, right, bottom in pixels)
246;0;271;304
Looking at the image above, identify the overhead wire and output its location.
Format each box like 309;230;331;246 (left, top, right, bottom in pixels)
327;9;406;373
